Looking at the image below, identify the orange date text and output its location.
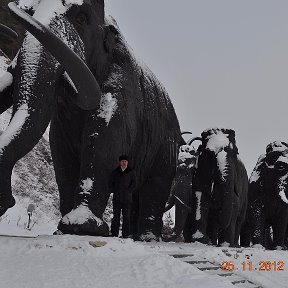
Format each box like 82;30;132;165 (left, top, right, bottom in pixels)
221;260;285;272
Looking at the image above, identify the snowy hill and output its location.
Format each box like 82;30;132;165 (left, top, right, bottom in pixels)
0;54;60;235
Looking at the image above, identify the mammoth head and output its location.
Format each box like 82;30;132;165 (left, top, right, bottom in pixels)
177;144;197;169
250;140;288;204
196;127;240;177
194;127;241;198
177;134;201;169
200;127;238;157
6;0;124;112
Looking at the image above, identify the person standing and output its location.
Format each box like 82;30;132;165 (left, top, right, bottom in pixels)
109;155;137;238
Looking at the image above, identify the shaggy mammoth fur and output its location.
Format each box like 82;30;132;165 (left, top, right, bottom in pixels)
0;0;182;240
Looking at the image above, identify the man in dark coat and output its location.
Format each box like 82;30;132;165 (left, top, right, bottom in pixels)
109;155;137;238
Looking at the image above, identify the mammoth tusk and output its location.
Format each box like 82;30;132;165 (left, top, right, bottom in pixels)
181;131;193;136
8;2;101;111
0;23;18;40
173;195;192;213
186;136;202;146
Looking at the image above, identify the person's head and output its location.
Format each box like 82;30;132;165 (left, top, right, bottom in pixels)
119;155;129;169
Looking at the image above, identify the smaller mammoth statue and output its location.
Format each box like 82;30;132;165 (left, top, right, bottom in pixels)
164;135;201;242
241;141;288;250
191;127;248;247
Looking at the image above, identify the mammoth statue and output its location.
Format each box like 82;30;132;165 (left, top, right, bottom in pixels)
0;0;182;240
191;128;248;246
241;141;288;250
164;134;201;242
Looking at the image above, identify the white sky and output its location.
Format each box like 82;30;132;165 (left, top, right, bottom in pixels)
105;0;288;174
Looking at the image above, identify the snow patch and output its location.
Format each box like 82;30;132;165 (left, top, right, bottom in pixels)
220;241;230;247
61;205;103;226
0;55;9;75
279;190;288;204
0;104;30;152
80;178;93;196
195;191;202;220
98;92;118;125
0;72;13;92
276;156;288;165
250;170;260;183
18;0;41;10
192;230;204;239
63;72;78;93
19;32;42;103
20;0;83;26
206;131;229;154
217;149;228;181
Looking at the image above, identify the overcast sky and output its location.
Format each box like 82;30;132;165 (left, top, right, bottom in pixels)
105;0;288;174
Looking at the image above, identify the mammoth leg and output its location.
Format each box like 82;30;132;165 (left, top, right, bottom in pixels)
250;199;266;246
183;213;194;242
130;190;140;237
138;175;172;241
49;114;80;216
234;216;245;247
272;207;288;248
191;192;212;244
218;207;238;246
209;218;219;246
138;147;175;241
174;206;189;238
56;115;110;236
240;219;251;247
264;227;273;249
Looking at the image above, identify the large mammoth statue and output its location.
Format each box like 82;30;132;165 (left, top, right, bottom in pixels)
242;141;288;250
164;135;201;242
0;0;182;240
191;128;248;246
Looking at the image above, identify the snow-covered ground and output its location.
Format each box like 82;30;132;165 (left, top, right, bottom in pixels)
148;242;288;288
0;231;287;288
0;234;236;288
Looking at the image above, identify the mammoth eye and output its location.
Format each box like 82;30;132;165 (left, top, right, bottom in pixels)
76;12;88;26
274;161;288;171
265;153;279;167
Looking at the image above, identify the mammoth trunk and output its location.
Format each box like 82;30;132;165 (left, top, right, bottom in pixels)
0;33;59;212
216;152;233;229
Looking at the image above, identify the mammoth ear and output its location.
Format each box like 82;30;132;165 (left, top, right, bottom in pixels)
224;142;238;156
104;25;119;54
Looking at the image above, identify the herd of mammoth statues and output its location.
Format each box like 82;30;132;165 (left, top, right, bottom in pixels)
0;0;287;249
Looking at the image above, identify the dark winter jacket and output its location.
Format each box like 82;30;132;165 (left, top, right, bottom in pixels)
109;166;137;203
